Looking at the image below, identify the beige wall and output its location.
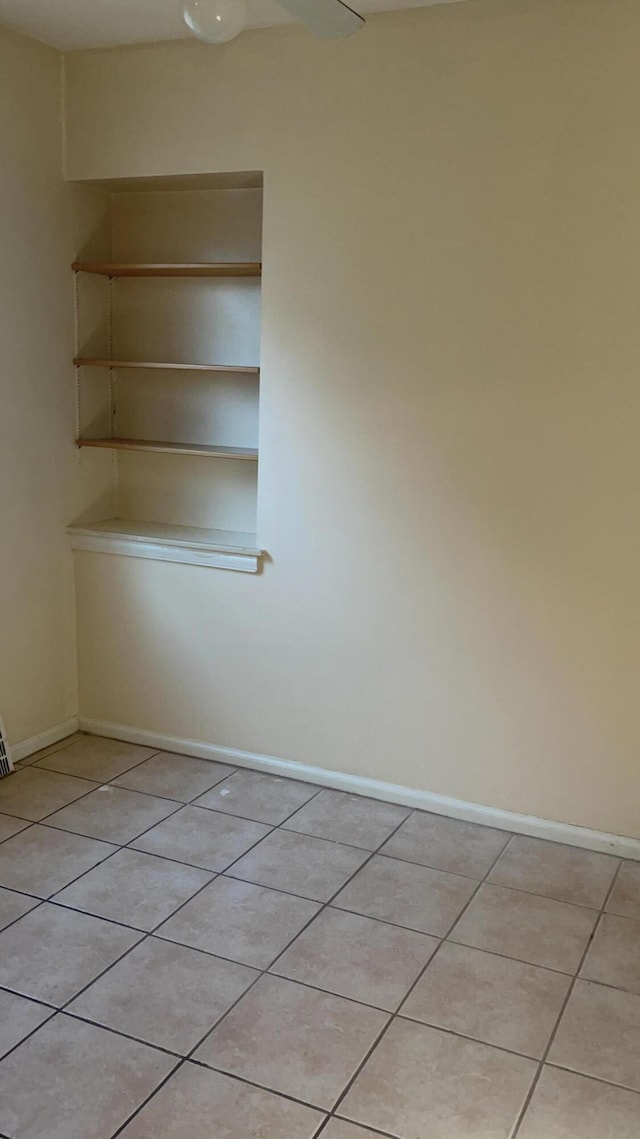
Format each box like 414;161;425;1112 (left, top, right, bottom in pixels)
0;27;78;744
64;0;640;837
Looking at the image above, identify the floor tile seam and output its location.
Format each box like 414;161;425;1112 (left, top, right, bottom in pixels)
32;744;160;784
31;793;186;847
490;829;626;866
481;876;619;913
0;897;48;938
190;779;327;826
0;820;35;847
319;911;461;1119
31;865;229;1019
438;934;580;979
326;1118;400;1139
108;1057;185;1139
0;811;240;1026
393;827;510;1006
453;874;604;913
13;734;82;768
5;776;631;1135
188;1053;342;1114
0;775;105;825
510;844;626;1136
277;814;412;854
44;872;215;936
37;801;189;906
325;822;511;1121
169;810;414;1090
544;1058;640;1097
109;763;239;806
270;825;407;857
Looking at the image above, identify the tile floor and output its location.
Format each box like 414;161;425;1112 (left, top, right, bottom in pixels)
0;733;638;1138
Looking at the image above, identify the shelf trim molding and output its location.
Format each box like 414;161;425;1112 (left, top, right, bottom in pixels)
74;359;260;374
72;261;262;278
76;438;258;460
68;525;263;573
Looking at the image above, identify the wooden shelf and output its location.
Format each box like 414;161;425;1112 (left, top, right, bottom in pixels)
74;358;259;374
68;519;264;573
72;261;262;278
77;438;258;460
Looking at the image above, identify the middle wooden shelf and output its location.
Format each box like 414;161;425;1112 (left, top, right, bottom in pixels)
74;358;259;374
76;438;259;460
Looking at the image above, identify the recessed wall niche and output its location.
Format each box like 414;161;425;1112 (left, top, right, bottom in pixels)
69;171;264;573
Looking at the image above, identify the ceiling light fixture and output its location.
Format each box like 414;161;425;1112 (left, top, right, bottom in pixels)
183;0;248;44
183;0;365;45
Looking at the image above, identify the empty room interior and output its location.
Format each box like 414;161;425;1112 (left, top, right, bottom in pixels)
1;0;640;1136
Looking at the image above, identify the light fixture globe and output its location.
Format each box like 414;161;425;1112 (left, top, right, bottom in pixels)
183;0;248;44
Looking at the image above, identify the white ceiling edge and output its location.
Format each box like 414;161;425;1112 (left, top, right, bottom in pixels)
0;0;469;52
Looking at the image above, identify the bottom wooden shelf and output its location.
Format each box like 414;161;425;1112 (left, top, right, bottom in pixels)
68;518;264;573
77;438;258;461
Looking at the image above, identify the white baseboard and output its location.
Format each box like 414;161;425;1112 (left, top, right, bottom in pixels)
78;717;640;861
11;718;79;763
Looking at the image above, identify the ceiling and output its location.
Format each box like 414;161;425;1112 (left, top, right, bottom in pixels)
0;0;466;51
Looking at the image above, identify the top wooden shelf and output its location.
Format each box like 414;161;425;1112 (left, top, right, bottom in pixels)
72;262;262;278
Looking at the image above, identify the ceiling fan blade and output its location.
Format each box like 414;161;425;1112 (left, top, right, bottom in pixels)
276;0;365;39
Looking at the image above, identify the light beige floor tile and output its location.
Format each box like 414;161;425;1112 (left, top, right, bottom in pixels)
69;936;257;1054
0;990;53;1059
158;876;320;968
334;854;476;936
548;979;640;1092
118;1063;325;1138
273;906;439;1010
113;752;235;801
489;835;619;908
0;812;30;841
131;805;271;871
402;941;571;1058
194;974;388;1109
0;885;40;932
0;825;114;896
0;767;98;821
0;903;140;1005
227;829;369;902
517;1066;640;1139
47;785;179;844
341;1018;535;1138
0;1013;176;1139
35;735;155;782
283;789;410;850
194;769;319;825
607;861;640;920
323;1123;382;1139
450;883;598;973
581;913;640;994
381;811;509;878
54;847;213;930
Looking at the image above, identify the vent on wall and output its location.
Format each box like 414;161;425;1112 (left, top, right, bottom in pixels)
0;715;14;778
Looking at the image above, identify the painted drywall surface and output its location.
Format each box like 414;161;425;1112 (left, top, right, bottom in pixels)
0;27;79;743
65;0;640;837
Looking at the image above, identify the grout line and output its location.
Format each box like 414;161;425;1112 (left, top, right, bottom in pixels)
509;855;625;1137
319;1119;399;1139
326;821;510;1124
1;753;638;1138
108;811;415;1137
0;820;35;847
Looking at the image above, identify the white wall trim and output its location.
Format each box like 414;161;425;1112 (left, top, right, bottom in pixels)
78;717;640;861
69;533;260;573
12;718;79;763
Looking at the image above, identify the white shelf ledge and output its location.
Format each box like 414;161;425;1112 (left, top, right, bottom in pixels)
68;519;264;573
